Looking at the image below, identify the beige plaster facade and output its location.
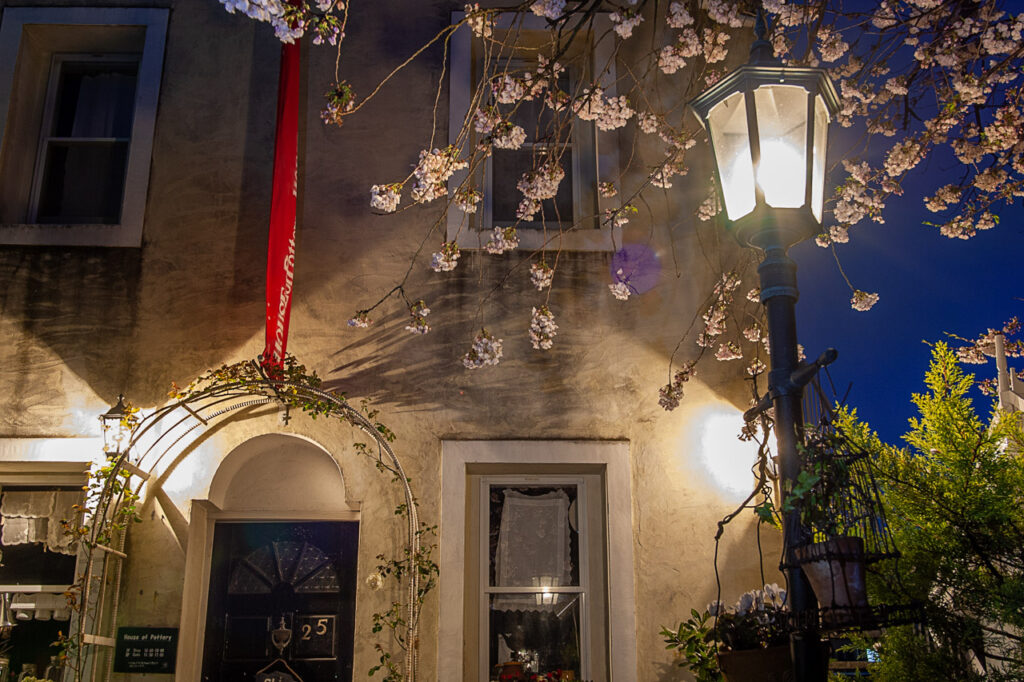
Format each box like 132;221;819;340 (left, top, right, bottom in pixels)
0;1;781;680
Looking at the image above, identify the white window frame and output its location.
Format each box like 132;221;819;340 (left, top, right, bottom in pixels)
448;12;622;252
439;440;637;682
478;475;597;679
0;7;168;247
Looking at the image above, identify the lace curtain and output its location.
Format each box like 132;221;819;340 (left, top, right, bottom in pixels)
0;489;82;555
492;489;571;612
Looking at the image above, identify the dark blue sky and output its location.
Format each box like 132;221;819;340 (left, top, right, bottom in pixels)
793;189;1024;445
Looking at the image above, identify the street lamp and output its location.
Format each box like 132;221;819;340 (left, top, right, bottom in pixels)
689;12;840;682
99;394;136;455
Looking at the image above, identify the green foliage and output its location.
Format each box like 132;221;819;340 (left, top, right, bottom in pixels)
843;343;1024;680
661;609;722;682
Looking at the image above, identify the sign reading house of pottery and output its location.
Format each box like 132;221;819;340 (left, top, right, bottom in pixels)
113;627;178;673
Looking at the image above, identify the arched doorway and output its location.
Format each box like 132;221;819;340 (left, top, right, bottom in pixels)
182;434;360;682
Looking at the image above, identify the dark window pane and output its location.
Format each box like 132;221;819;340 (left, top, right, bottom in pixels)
53;61;138;138
37;141;129;223
489;593;582;679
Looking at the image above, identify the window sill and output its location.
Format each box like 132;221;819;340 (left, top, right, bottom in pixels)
0;223;141;247
460;225;623;253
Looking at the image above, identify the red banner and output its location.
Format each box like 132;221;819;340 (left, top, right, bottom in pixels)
263;40;301;368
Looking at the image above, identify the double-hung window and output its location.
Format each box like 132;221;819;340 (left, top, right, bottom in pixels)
439;440;637;682
30;54;140;225
475;475;606;680
0;7;167;246
448;12;621;251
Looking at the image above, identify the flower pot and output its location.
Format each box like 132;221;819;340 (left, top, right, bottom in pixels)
717;645;793;682
795;536;868;623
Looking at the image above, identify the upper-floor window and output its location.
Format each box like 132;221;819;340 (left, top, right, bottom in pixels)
0;7;168;246
31;55;140;225
448;11;621;252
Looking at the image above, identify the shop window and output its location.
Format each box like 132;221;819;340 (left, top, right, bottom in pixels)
0;7;168;246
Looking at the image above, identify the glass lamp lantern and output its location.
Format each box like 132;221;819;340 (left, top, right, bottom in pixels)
689;26;839;249
99;394;135;454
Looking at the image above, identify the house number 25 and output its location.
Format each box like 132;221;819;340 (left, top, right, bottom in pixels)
300;618;329;640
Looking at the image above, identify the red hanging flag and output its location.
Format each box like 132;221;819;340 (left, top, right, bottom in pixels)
263;39;301;368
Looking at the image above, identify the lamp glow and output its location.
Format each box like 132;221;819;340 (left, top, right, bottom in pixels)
757;139;806;207
692;406;761;500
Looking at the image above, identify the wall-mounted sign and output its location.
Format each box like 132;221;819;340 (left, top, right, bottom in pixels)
113;627;178;673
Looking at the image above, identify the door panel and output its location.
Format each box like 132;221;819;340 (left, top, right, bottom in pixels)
201;521;359;681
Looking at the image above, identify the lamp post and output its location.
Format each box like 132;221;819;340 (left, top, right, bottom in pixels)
689;13;840;682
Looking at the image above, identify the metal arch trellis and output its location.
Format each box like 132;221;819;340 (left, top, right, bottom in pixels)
72;358;424;682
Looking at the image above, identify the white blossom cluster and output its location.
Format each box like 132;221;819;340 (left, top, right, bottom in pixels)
455;188;482;214
347;311;371;328
697;190;720;222
746;358;767;376
464;3;493;38
573;87;634;131
666;1;693;28
608;281;632;300
658;361;696;411
529;0;564;20
530;262;553;290
704;0;743;28
484;227;519;254
850;290;880;312
701;29;730;63
529;306;558;350
474;106;500;134
431;241;460;272
462;329;503;369
370;184;400;213
715;342;742;361
492;74;525;104
404;300;431;335
636;112;659;134
220;0;303;43
411;147;467;203
746;288;760;303
598;182;617;198
610;10;643;39
516;162;565;219
491;122;527;150
924;185;961;213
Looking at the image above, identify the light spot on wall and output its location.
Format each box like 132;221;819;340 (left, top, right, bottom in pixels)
690;404;761;500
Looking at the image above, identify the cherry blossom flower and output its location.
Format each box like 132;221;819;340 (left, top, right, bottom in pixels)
484;227;519;254
455;187;482;214
666;2;693;29
347;311;372;328
598;182;617;198
529;0;564;20
610;10;643;39
658;361;696;411
530;262;554;290
404;300;431;335
746;359;767;376
370;183;401;213
850;290;880;312
529;306;558;350
411;147;467;203
431;241;461;272
464;3;493;38
608;281;631;301
462;329;503;369
716;342;743;361
573;87;634;131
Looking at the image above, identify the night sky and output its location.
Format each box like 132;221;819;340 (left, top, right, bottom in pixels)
792;175;1024;445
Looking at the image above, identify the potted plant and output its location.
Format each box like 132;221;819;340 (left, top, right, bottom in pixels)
663;584;798;682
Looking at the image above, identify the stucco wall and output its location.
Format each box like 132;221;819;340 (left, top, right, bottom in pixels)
0;1;782;680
